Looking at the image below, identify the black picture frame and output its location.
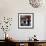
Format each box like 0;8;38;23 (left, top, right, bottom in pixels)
18;13;34;29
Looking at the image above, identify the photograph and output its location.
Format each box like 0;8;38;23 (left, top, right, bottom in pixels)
18;13;34;29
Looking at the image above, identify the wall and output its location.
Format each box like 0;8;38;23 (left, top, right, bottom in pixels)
0;0;46;40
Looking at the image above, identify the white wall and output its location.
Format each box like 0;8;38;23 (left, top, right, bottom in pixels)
0;0;46;40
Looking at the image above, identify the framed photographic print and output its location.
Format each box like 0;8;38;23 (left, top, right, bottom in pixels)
18;13;34;29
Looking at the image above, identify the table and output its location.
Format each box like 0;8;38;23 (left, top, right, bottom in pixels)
5;39;46;46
